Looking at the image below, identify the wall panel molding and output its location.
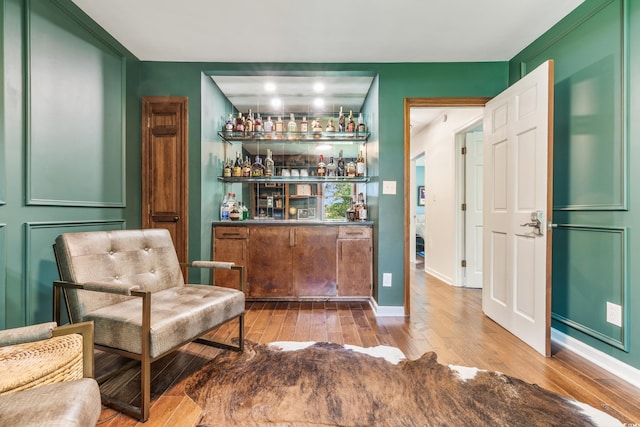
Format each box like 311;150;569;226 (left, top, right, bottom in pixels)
24;0;126;207
24;220;125;324
551;224;628;350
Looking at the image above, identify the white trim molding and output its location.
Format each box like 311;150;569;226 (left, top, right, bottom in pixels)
552;328;640;390
369;298;405;317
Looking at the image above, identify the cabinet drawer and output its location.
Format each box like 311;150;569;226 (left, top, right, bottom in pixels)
338;226;371;239
214;227;249;239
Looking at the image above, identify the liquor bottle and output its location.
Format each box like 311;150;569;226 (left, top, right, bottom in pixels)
356;149;365;176
347;110;356;133
300;116;308;133
327;156;337;177
225;114;234;133
264;116;274;133
232;151;243;177
235;112;245;132
316;154;326;177
240;201;249;221
312;118;323;134
245;109;254;133
325;119;335;132
220;192;231;221
242;156;252;177
357;192;367;221
264;149;275;177
251;155;265;177
357;112;366;134
223;159;232;177
254;113;263;132
287;113;297;132
337;149;345;176
338;106;345;132
229;202;241;221
346;158;356;177
275;116;284;133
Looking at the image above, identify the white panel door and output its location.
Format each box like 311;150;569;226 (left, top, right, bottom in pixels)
465;131;484;288
482;60;554;356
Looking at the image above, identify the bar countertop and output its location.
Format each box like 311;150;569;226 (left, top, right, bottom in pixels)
212;220;373;226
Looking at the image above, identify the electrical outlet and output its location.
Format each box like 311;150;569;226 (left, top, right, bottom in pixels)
382;273;392;287
606;302;622;327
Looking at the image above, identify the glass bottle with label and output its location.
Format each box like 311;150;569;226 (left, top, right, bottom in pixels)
300;116;308;133
264;116;274;133
346;158;356;177
327;156;337;176
225;113;234;133
312;118;323;134
347;110;356;133
338;106;345;132
235;112;245;132
242;156;251;177
245;109;254;133
287;113;297;132
275;116;284;133
357;113;366;134
254;113;263;132
252;155;265;177
316;154;326;177
264;149;275;177
356;149;366;176
232;151;243;177
337;149;345;176
223;158;232;177
326;119;335;132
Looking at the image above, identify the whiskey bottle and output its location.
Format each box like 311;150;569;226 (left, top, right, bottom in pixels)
347;110;356;133
275;116;284;133
287;113;297;132
357;192;367;221
264;116;274;133
242;156;251;177
356;150;366;176
326;119;335;132
316;154;326;177
337;149;345;176
338;106;345;132
235;112;245;132
225;113;234;133
300;116;308;133
264;149;275;177
312;118;323;133
254;113;263;132
245;109;254;133
232;151;243;177
251;155;265;177
327;156;337;177
346;159;356;177
223;159;232;177
357;113;366;134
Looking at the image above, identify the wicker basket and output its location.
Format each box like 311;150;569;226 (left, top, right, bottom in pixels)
0;333;83;395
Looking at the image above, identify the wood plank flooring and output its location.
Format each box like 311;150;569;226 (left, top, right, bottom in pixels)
97;264;640;426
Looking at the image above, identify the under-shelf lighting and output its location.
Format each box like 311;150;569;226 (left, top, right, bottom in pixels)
313;82;325;93
265;82;276;93
313;98;325;109
270;97;282;109
316;144;331;151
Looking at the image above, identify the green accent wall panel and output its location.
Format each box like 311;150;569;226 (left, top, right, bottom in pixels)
552;225;627;350
25;220;124;324
26;0;125;207
0;225;6;329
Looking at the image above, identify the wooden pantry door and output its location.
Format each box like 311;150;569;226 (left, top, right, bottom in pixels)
142;97;189;277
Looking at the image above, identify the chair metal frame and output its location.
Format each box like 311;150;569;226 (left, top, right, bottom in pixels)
53;244;244;422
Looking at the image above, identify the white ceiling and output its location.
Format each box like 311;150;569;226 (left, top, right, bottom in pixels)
69;0;583;127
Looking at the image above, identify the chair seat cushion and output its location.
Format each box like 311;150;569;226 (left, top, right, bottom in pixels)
0;378;101;427
85;285;244;358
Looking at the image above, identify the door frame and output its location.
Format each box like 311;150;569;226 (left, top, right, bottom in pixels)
403;97;491;316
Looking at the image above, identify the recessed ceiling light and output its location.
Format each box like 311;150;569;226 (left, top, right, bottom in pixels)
313;82;325;93
265;82;276;93
313;98;324;109
270;98;282;108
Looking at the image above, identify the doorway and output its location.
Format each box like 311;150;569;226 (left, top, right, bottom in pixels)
403;98;490;315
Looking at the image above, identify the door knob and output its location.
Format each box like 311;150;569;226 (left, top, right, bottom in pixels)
520;211;544;236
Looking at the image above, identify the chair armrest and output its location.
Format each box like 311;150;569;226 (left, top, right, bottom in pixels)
52;321;95;378
54;279;141;296
185;261;235;269
0;322;57;346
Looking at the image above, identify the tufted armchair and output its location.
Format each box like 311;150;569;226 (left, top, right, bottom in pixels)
53;228;245;422
0;321;101;426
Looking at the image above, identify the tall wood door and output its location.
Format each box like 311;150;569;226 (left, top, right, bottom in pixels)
142;97;189;275
482;60;554;356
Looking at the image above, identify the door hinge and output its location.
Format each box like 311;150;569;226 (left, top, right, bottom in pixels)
461;203;467;211
461;146;467;155
461;260;467;268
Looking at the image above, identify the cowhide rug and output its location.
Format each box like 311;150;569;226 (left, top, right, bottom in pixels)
185;341;623;426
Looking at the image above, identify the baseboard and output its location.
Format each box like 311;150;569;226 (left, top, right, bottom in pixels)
551;328;640;390
369;297;405;317
424;267;453;286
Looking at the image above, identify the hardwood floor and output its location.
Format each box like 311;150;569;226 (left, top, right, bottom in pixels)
97;263;640;426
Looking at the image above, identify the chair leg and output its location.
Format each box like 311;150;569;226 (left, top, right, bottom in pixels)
140;357;151;422
195;314;245;352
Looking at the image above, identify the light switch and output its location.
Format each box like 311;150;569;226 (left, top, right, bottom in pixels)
382;181;396;195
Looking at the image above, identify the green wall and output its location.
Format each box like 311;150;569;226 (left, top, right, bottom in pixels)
511;0;639;368
0;0;139;327
139;62;507;308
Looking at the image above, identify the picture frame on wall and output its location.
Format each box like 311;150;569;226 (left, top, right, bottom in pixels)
418;186;426;206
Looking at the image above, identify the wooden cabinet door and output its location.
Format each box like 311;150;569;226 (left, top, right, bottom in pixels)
337;227;373;297
142;97;188;276
248;227;293;297
213;227;248;291
292;226;337;297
